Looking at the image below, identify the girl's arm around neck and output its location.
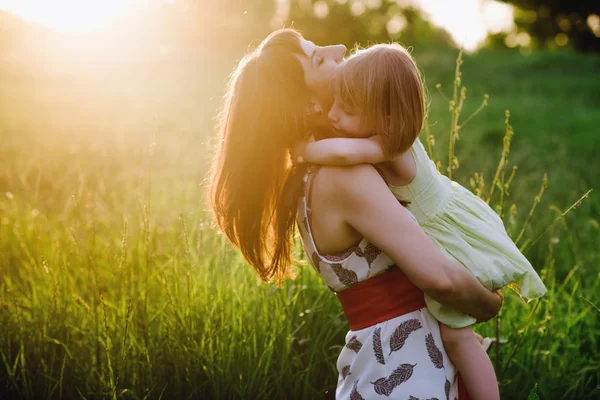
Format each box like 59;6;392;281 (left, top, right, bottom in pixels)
300;136;388;166
324;164;501;321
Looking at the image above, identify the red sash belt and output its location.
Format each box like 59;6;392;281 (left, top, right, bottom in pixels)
336;266;426;331
336;265;470;400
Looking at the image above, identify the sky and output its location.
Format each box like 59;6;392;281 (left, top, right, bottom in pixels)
0;0;514;51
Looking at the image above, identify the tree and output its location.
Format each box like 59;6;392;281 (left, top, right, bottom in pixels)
280;0;451;49
499;0;600;52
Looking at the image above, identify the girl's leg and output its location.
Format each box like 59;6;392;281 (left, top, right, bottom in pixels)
440;323;500;400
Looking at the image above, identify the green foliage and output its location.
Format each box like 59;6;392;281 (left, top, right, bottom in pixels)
282;0;452;50
498;0;600;52
427;53;598;400
528;384;540;400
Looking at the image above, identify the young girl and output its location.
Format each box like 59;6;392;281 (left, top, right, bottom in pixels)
294;43;547;400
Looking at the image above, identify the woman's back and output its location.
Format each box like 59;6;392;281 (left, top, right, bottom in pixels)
298;167;395;291
300;166;361;255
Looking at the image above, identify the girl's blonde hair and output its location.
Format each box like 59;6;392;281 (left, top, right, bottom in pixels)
334;43;425;158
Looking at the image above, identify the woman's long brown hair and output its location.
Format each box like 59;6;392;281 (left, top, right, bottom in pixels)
209;29;310;285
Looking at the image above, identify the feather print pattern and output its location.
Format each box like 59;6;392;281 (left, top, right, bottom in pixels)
331;263;358;287
346;335;363;353
389;319;423;355
301;216;310;234
310;252;321;274
426;333;444;369
445;378;451;400
350;380;365;400
372;327;385;365
371;363;416;396
354;242;381;267
341;365;352;380
409;396;440;400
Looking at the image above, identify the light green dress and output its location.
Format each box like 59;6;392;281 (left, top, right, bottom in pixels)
389;138;547;328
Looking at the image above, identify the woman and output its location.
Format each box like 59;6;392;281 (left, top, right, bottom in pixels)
209;28;502;399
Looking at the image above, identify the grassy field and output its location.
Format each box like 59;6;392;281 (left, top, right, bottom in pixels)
0;43;599;399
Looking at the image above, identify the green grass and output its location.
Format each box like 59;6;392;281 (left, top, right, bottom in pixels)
420;48;600;210
0;46;599;399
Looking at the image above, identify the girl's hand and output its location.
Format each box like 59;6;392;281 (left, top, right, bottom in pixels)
291;136;315;164
366;135;393;162
475;290;503;323
367;135;383;146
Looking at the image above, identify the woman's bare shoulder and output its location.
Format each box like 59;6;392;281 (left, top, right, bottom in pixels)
317;164;386;195
317;164;383;188
312;164;390;211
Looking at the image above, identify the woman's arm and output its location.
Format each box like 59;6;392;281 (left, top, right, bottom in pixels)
294;136;388;165
323;164;501;321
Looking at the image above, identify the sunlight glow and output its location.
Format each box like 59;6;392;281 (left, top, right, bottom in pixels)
0;0;142;32
588;14;600;38
1;0;515;51
416;0;514;51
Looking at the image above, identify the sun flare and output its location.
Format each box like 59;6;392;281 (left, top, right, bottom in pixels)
417;0;514;51
0;0;140;32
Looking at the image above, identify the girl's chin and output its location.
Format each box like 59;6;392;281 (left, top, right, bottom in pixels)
332;127;345;136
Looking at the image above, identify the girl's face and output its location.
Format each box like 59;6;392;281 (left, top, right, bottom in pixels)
327;96;372;138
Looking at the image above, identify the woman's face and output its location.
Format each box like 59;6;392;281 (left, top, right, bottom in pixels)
298;40;346;95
